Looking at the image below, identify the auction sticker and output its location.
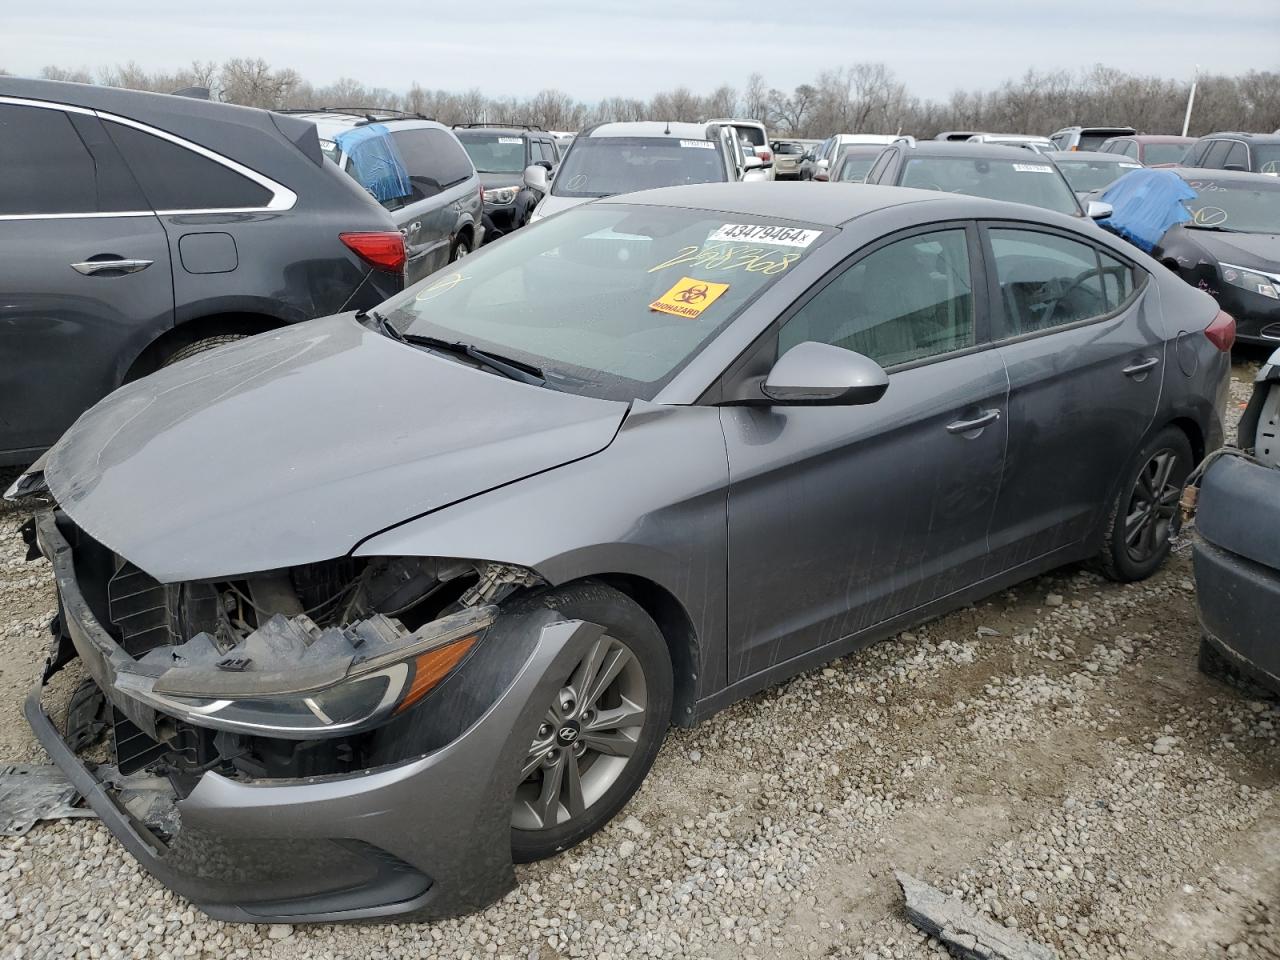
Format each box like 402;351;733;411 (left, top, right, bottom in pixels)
707;224;821;247
1120;162;1142;168
1013;163;1053;173
498;137;522;144
650;277;730;319
679;140;716;149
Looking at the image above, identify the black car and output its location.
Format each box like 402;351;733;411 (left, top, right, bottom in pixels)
1151;169;1280;345
1181;132;1280;176
862;140;1087;217
0;78;406;467
453;124;560;239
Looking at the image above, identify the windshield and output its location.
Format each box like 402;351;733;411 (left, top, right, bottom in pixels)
377;205;830;401
1256;145;1280;175
1055;157;1141;193
901;156;1081;215
552;137;728;199
1183;177;1280;234
457;134;527;174
1144;143;1189;165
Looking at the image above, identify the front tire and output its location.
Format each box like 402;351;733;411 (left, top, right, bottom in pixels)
160;334;249;367
1095;426;1193;582
510;582;672;864
449;234;471;262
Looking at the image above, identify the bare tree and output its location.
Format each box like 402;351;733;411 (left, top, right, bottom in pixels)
742;72;768;121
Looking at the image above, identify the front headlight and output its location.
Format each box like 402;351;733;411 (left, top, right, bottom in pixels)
1221;262;1280;301
486;186;520;205
127;606;494;738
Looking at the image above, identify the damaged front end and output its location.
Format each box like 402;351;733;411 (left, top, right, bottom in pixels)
24;508;602;923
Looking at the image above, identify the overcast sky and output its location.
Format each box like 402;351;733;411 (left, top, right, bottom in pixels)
4;1;1277;102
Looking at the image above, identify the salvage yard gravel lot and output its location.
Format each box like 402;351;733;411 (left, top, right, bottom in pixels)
1;363;1276;960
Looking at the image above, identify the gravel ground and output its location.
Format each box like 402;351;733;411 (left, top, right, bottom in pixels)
1;363;1277;960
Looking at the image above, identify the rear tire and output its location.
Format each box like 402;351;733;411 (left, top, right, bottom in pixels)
510;581;672;864
1095;426;1193;582
160;334;249;368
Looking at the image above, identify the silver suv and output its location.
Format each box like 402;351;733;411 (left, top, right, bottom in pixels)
528;121;757;221
293;109;484;283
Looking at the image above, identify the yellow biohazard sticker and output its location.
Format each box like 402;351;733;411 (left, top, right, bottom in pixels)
649;276;730;319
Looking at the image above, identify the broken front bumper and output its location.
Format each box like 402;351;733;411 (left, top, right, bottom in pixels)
27;511;602;923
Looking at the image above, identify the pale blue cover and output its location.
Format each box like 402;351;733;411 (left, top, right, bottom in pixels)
334;124;411;204
1098;169;1196;252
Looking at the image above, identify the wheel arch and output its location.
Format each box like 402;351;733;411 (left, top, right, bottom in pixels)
1168;415;1206;464
124;312;288;382
575;573;700;728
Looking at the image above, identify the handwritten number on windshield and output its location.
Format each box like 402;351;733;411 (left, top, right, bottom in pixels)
649;243;800;276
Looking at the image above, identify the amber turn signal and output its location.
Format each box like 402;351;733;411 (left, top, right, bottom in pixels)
394;635;479;714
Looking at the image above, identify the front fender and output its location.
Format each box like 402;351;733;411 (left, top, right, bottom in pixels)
353;402;731;695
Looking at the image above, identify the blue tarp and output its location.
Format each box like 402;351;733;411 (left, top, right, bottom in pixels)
1097;169;1196;253
333;124;411;204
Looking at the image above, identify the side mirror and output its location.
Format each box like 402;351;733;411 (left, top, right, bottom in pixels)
762;342;889;406
535;159;553;171
523;164;549;193
816;158;829;170
1086;200;1113;220
1223;163;1247;172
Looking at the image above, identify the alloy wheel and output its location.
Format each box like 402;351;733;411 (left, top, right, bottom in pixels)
1123;448;1182;563
513;635;647;831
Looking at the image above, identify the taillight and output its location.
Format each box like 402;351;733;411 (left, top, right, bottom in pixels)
1204;309;1236;352
340;231;406;273
757;149;772;162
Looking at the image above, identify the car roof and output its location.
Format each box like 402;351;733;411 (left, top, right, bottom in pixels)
453;125;543;138
1173;167;1280;184
583;121;718;140
973;133;1052;142
895;141;1058;160
1054;125;1136;134
1196;131;1280;142
289;111;448;140
1126;134;1195;143
1052;151;1133;162
593;181;1082;228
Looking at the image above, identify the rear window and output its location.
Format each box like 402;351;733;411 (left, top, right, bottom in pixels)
105;121;273;211
1143;143;1189;165
389;128;474;201
774;142;805;155
1077;134;1115;151
457;133;527;174
835;150;883;183
552;137;728;199
901;156;1080;215
734;125;765;147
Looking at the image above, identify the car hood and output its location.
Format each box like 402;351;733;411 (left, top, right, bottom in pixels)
478;171;524;191
1184;230;1280;272
46;313;629;583
534;193;591;219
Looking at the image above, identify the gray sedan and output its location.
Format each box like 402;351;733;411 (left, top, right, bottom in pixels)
11;182;1230;923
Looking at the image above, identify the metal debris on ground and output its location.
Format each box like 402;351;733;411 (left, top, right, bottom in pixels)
0;763;96;836
896;870;1059;960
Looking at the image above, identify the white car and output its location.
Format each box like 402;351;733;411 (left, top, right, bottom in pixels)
705;118;774;181
527;121;761;221
966;133;1057;155
812;134;898;181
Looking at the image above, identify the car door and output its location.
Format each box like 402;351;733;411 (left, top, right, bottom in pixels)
388;126;476;283
0;100;172;461
721;224;1009;681
983;225;1161;570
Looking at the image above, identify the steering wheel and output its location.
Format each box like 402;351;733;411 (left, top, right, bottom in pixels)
1039;269;1106;328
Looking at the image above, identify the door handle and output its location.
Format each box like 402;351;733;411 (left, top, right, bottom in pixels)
946;409;1001;435
1122;357;1160;376
71;258;153;276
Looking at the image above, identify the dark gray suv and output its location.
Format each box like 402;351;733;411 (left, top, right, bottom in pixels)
0;78;406;467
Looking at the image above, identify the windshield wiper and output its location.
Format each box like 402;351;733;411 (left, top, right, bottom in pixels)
396;332;546;386
1184;224;1239;233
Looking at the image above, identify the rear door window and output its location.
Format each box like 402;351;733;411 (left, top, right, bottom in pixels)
389;128;474;203
105;121;273;211
989;229;1113;336
0;104;135;215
